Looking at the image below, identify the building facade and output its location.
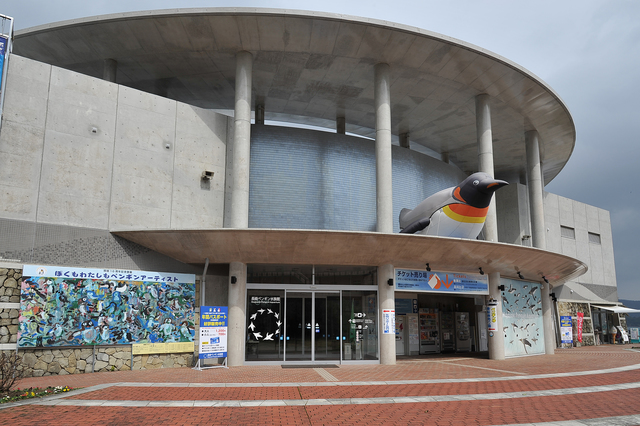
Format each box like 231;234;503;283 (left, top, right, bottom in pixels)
0;9;621;374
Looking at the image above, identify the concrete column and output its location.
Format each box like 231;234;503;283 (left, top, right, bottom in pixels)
374;63;393;233
336;117;346;134
103;59;117;83
378;264;395;365
227;262;247;366
399;133;410;149
525;131;546;249
525;130;554;355
255;104;265;125
229;51;253;229
475;94;504;360
475;94;498;242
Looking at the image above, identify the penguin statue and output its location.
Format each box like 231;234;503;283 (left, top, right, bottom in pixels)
399;172;508;239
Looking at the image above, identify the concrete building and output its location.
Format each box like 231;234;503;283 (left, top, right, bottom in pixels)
0;8;621;372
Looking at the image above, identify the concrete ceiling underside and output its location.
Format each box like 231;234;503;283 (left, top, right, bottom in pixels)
113;229;587;285
14;8;576;184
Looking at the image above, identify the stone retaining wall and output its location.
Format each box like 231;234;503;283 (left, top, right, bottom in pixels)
20;347;193;376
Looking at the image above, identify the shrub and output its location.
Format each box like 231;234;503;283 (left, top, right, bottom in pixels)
0;352;25;392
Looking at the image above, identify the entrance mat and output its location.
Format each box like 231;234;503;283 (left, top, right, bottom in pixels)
281;364;339;369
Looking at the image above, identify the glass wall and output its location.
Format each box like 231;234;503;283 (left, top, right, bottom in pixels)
246;290;284;361
342;290;378;361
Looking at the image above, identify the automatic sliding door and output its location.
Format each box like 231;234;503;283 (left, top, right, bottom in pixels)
285;291;340;362
314;293;340;361
285;293;312;361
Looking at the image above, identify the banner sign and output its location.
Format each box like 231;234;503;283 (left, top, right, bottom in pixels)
576;312;583;343
132;342;194;355
19;265;195;347
487;301;498;331
199;306;228;359
395;269;488;295
560;316;573;344
382;309;395;334
0;36;6;89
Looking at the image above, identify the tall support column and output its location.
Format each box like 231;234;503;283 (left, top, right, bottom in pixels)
374;63;393;233
103;59;117;83
227;262;247;366
525;130;554;355
476;94;504;360
378;264;395;365
226;52;252;366
229;51;253;229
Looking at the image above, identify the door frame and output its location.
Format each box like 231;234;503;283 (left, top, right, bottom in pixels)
246;284;379;365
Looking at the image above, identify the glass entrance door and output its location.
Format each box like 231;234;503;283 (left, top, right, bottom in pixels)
284;291;340;362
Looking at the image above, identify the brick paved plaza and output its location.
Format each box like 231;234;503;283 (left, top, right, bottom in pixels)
0;345;639;425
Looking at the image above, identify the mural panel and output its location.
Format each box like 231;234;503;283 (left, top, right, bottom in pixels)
18;265;196;347
501;278;545;357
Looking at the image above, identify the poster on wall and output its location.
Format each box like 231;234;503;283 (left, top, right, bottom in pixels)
382;309;395;334
395;269;488;295
199;306;228;359
501;278;545;357
560;316;573;344
487;301;498;331
18;265;196;347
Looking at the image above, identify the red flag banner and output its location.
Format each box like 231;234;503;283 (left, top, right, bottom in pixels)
577;312;584;343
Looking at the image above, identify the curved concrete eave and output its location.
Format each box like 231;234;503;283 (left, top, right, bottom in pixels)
113;229;587;284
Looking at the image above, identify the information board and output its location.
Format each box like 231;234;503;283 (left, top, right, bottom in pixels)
199;306;228;359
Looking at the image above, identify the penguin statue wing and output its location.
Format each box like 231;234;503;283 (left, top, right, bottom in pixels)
399;172;508;237
399;187;459;233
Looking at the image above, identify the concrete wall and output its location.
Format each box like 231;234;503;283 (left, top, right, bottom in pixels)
544;192;617;302
0;55;229;233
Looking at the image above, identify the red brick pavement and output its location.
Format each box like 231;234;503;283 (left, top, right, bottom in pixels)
0;345;638;425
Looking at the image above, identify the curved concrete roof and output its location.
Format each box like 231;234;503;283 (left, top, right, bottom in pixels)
14;8;575;183
114;229;587;285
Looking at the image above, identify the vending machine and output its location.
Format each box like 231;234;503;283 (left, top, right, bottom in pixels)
455;312;471;352
440;312;455;353
419;308;440;354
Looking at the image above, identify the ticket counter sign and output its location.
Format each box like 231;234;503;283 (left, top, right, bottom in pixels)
395;269;488;295
199;306;227;359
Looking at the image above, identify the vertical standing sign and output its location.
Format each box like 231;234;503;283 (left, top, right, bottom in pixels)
560;316;573;345
195;306;228;370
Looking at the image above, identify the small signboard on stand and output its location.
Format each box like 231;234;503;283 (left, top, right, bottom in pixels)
193;306;228;370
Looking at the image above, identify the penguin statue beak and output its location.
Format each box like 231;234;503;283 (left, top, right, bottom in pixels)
478;178;509;194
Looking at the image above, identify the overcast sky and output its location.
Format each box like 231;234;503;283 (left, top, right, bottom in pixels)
3;1;640;299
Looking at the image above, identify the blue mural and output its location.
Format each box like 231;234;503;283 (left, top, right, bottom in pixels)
18;266;195;347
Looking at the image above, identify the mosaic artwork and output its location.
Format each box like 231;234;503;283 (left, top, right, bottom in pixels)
501;278;545;357
18;266;196;347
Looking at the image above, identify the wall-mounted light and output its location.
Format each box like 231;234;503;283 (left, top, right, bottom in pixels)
231;276;237;284
550;292;557;302
542;276;549;284
479;267;484;275
387;278;394;286
425;263;431;272
517;272;524;280
498;285;505;291
201;171;214;180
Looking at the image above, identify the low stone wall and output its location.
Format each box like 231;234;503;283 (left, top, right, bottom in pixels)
20;347;193;376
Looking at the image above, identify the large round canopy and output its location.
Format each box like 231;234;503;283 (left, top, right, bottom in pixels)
14;8;575;183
